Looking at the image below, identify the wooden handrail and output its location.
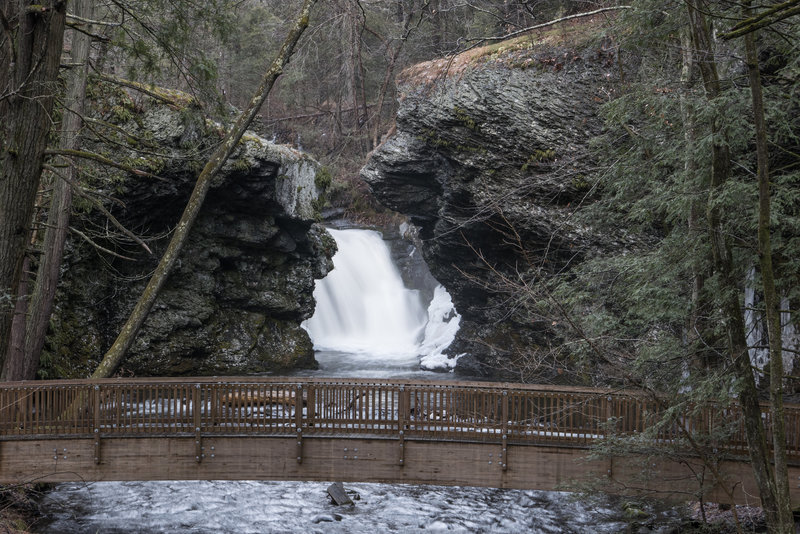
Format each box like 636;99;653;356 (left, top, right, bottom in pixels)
0;378;797;459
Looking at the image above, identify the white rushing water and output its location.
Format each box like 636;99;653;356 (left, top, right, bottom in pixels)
34;227;636;533
303;228;428;357
36;480;634;533
303;228;461;373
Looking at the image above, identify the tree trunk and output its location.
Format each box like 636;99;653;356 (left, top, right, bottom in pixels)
678;28;706;368
0;1;68;369
24;0;96;381
90;0;317;379
3;257;32;380
743;7;793;531
685;1;782;529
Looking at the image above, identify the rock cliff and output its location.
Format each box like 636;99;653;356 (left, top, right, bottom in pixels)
45;87;334;377
362;25;622;378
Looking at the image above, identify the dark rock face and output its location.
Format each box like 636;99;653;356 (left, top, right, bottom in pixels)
46;103;335;377
362;36;620;378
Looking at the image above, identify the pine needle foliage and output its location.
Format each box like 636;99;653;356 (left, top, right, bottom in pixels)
529;2;800;510
105;0;238;112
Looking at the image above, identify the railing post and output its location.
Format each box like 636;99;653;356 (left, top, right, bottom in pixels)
193;384;202;463
501;390;508;471
398;386;407;466
93;385;101;465
306;384;315;428
295;384;304;464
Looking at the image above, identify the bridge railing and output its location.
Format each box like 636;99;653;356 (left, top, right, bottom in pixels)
0;377;798;458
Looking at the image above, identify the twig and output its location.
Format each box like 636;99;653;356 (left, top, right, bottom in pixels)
69;227;137;261
45;148;168;182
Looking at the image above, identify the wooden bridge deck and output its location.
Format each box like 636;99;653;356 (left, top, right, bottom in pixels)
1;377;799;506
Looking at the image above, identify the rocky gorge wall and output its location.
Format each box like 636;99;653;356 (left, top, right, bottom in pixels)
362;24;623;378
45;88;335;377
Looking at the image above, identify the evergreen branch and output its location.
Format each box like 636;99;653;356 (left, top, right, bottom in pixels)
44;148;167;182
105;0;210;108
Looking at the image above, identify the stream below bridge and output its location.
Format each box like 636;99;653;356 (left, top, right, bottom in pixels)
34;229;670;533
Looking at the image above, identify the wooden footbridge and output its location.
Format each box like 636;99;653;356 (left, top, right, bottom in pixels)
1;377;799;505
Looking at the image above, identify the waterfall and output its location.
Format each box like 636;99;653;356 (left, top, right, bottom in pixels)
745;266;798;377
303;228;460;369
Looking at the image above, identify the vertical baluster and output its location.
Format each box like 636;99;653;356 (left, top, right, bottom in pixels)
148;386;154;433
172;384;178;431
216;384;225;432
206;384;213;432
425;389;432;435
559;393;565;442
73;386;79;433
235;384;243;430
35;387;42;434
113;386;120;433
446;389;453;437
372;387;378;429
133;385;140;433
144;386;151;434
181;383;188;434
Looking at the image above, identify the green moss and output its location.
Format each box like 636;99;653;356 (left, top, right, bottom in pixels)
232;158;251;172
571;174;591;191
416;129;487;155
111;104;134;123
417;129;454;149
456;144;486;154
452;105;480;131
143;155;166;173
521;149;557;171
314;166;333;190
311;197;326;221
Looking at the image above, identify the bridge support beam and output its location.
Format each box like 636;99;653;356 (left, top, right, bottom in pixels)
1;436;797;506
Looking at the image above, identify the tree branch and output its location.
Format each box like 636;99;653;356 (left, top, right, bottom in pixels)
44;164;152;255
469;6;632;45
93;74;197;109
44;148;167;182
65;20;110;42
69;227;137;261
66;11;121;27
720;0;800;39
